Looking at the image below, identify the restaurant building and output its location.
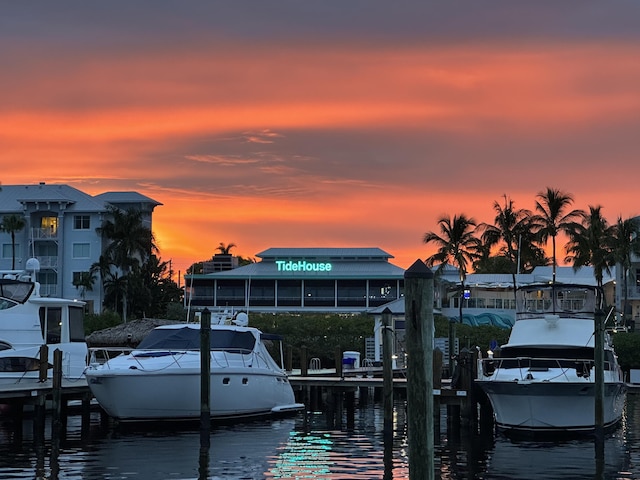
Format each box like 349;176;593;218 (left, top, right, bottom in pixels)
184;247;405;313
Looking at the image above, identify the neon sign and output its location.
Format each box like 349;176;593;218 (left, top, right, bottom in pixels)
276;260;332;272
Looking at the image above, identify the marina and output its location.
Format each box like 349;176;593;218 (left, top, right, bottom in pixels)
1;392;640;479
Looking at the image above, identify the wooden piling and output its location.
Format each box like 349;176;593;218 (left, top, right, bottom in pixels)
382;308;394;441
335;347;343;378
404;259;435;480
52;349;63;432
594;307;605;445
38;344;48;382
200;308;211;449
301;346;308;376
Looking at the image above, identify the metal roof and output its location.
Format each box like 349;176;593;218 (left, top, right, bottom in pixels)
256;247;394;260
190;259;405;280
93;191;162;207
0;183;104;212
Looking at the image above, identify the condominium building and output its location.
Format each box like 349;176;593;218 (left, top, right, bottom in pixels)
0;183;161;313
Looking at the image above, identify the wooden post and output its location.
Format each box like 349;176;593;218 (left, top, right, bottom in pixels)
38;344;49;382
404;259;435;480
382;308;394;442
594;307;605;444
286;345;293;373
200;308;211;449
335;347;343;378
433;348;443;440
52;349;63;432
301;346;308;376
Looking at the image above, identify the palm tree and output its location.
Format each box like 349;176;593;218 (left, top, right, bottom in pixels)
0;214;26;269
609;216;640;328
216;242;236;255
97;206;157;322
424;214;479;369
533;187;582;284
479;195;534;305
72;271;96;299
564;205;613;289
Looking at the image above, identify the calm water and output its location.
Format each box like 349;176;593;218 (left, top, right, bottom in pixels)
1;393;640;479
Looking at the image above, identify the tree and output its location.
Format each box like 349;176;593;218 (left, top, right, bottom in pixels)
564;205;613;289
216;242;236;255
96;206;158;322
609;216;640;328
0;214;26;269
533;187;582;284
423;214;480;369
72;271;96;299
478;195;534;305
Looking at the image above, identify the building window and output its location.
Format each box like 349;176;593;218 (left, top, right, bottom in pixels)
216;280;245;307
337;280;367;307
249;279;275;306
368;280;398;307
277;280;302;307
304;280;335;307
2;243;20;259
72;243;90;259
74;215;90;230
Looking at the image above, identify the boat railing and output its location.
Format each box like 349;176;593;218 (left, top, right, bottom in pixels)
479;356;614;380
88;346;271;370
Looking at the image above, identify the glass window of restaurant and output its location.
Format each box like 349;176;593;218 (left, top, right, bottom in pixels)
216;279;245;307
368;279;399;307
304;280;335;307
277;280;302;307
249;279;275;306
337;280;367;307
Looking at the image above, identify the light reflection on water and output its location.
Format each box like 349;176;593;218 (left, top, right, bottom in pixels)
1;393;640;479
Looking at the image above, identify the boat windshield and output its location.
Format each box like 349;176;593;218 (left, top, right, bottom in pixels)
136;327;256;352
0;279;34;307
516;284;601;319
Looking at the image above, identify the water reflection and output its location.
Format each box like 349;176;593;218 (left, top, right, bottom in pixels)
1;394;640;479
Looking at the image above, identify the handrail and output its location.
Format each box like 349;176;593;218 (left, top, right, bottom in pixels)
479;356;615;380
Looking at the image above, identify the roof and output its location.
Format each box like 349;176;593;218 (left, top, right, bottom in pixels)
257;247;394;260
191;259;405;280
0;184;162;214
0;183;105;212
93;191;162;207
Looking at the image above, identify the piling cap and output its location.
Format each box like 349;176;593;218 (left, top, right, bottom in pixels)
404;259;433;279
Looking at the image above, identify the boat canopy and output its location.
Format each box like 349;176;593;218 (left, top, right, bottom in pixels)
137;326;257;352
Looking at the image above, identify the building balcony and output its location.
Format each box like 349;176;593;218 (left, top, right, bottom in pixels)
37;256;59;269
31;227;58;240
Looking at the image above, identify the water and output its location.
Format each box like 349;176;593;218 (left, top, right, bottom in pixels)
2;394;640;479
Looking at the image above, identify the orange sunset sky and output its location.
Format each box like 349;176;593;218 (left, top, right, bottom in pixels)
2;2;640;280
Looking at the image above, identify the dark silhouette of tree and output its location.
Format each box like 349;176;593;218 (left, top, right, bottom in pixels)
564;205;614;289
216;242;236;255
96;206;157;322
533;187;582;284
478;195;535;305
609;216;640;328
0;214;26;269
424;214;479;369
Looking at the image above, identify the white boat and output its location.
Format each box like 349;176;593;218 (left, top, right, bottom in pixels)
85;313;304;421
476;283;626;433
0;258;88;387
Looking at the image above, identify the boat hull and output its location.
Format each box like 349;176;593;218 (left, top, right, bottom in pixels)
477;380;626;432
87;367;302;421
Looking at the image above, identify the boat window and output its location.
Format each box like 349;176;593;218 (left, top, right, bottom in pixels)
69;306;86;342
0;357;45;372
0;279;34;304
136;327;256;352
0;341;11;351
40;307;62;344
